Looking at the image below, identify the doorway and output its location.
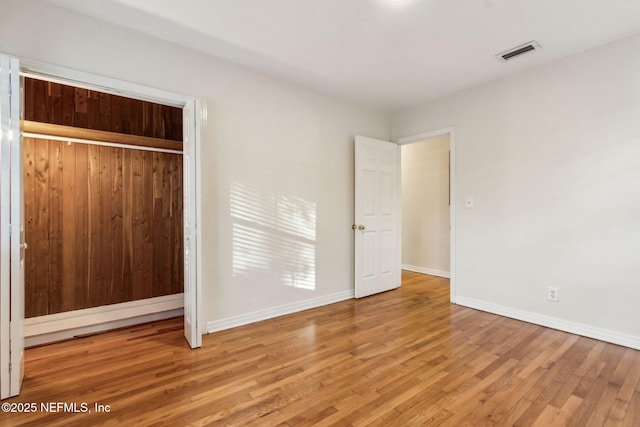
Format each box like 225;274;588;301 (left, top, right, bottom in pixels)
397;128;456;302
401;135;450;277
17;58;204;346
22;76;186;343
2;53;203;399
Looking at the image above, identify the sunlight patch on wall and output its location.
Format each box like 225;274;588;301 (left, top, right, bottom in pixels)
231;182;316;290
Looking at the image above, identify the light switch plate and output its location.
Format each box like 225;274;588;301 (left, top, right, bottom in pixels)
465;196;474;209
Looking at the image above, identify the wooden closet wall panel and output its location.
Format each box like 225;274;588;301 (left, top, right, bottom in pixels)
141;151;154;300
152;153;164;297
24;138;184;317
74;88;88;128
60;141;78;313
131;149;145;301
24;78;183;142
74;143;90;310
33;137;51;317
110;148;125;304
48;141;64;314
61;85;75;128
174;157;184;292
99;92;112;131
121;149;134;302
92;145;109;307
23;138;46;317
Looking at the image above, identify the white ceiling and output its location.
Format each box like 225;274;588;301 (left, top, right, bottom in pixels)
46;0;640;112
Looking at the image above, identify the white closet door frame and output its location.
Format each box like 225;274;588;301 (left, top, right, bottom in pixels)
17;56;205;349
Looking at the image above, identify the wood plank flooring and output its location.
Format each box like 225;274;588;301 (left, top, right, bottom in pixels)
3;271;640;426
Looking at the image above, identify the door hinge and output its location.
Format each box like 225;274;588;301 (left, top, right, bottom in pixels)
7;224;11;235
8;362;11;373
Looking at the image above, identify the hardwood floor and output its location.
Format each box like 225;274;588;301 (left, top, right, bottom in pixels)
3;271;640;426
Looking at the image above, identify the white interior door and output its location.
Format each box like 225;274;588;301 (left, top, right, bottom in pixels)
182;99;201;348
354;135;401;298
9;58;24;397
0;54;24;399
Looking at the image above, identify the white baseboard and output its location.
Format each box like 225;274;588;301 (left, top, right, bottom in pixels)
25;294;184;347
456;296;640;351
402;264;450;279
206;290;354;334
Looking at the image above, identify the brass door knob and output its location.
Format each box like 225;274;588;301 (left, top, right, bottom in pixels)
358;224;366;231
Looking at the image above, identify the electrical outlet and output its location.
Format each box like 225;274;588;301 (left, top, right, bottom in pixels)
547;286;559;302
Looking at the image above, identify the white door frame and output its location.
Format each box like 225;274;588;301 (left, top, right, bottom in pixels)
16;56;205;346
396;127;456;303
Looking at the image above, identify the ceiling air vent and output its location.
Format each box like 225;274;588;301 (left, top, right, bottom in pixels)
496;41;541;62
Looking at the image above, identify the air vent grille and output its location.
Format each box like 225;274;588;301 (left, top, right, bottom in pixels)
497;41;541;62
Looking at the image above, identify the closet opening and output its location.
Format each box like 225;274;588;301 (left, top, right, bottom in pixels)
22;76;186;346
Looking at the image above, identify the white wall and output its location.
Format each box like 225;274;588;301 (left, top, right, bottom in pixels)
392;33;640;346
0;0;389;329
401;136;450;276
5;1;639;349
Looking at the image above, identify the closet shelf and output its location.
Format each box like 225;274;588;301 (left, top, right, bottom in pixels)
21;120;183;152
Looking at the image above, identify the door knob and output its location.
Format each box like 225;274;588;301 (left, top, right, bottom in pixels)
20;242;28;250
358;224;366;231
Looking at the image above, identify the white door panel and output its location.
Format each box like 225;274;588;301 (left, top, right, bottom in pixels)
183;99;201;348
0;54;11;400
1;54;24;399
9;56;24;397
354;135;400;299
